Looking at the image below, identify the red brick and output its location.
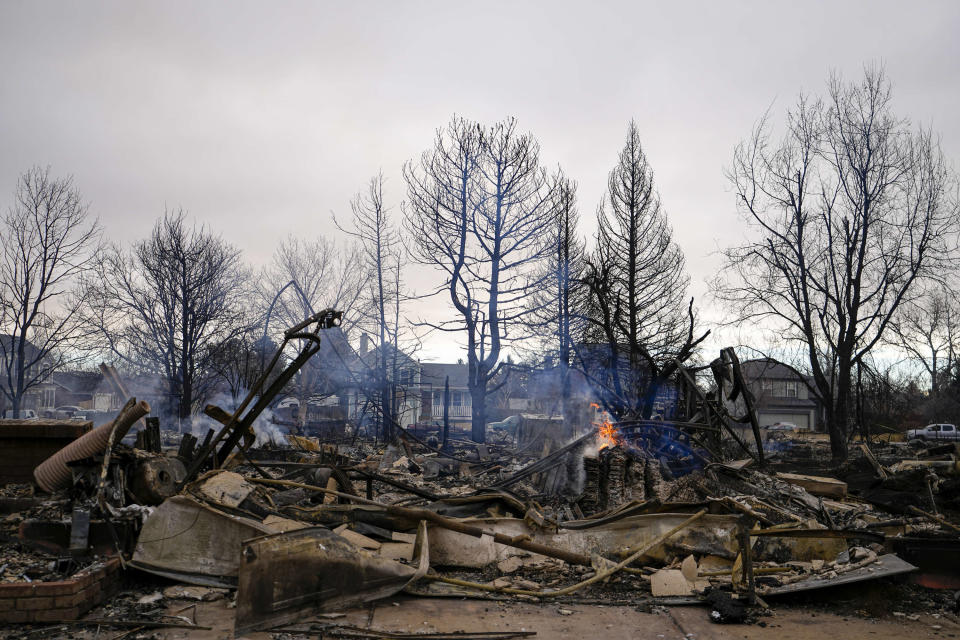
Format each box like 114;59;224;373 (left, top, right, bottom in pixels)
52;593;84;608
16;596;52;611
0;598;15;611
0;609;33;623
77;583;100;604
33;606;79;622
32;580;78;596
72;572;94;589
0;583;36;597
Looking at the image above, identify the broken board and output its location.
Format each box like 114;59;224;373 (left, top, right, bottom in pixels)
777;472;847;498
763;554;916;595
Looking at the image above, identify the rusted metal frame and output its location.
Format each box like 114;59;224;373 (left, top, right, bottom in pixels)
181;338;291;482
674;359;758;462
721;347;764;466
214;337;322;467
213;308;345;457
284;307;343;338
180;320;327;484
202;405;273;479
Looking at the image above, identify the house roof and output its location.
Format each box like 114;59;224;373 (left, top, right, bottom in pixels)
50;370;102;394
122;373;172;398
740;359;812;383
740;359;820;408
359;342;418;370
420;363;468;389
298;327;364;391
0;334;42;363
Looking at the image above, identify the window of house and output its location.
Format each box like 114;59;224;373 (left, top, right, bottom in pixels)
761;380;774;393
784;381;798;398
433;390;443;404
452;392;463;407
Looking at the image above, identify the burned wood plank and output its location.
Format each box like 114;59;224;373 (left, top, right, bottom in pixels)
776;472;847;498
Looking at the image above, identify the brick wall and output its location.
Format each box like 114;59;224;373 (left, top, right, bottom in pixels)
0;557;121;623
0;420;92;484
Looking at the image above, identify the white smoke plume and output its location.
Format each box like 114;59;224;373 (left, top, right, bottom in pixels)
189;390;290;446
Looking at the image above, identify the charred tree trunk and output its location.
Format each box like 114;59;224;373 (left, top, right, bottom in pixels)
442;375;450;451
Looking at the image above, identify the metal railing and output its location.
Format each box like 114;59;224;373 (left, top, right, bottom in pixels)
425;403;471;418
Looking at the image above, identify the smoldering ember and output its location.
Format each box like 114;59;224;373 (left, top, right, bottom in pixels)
2;4;960;640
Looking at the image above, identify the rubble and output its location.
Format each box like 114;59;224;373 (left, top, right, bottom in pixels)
1;339;959;636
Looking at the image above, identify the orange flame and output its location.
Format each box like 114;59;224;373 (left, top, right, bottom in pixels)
592;406;619;450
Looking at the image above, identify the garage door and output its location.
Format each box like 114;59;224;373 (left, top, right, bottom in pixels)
758;412;809;429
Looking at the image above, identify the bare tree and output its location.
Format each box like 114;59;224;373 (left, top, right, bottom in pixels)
518;175;586;421
336;172;413;439
256;235;368;428
0;167;101;418
206;328;277;406
579;121;708;420
405;116;559;442
82;211;247;422
716;66;958;461
887;287;958;395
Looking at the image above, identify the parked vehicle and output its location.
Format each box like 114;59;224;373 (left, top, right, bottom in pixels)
906;423;959;441
2;409;37;419
55;405;82;416
766;422;800;431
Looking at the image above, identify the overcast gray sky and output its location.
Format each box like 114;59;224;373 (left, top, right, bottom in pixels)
1;1;958;361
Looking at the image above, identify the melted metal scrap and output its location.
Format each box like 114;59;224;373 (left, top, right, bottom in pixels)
235;521;429;634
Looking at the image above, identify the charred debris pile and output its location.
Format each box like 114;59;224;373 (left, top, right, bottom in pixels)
1;315;959;637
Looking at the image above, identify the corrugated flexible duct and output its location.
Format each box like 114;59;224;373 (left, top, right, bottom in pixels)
34;398;150;493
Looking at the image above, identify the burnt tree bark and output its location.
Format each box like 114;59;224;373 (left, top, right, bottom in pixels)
717;67;958;461
405;116;559;442
83;211;246;422
579;121;708;420
0;166;100;418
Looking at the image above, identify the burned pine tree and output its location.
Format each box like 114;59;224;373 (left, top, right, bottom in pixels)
716;67;958;462
405;116;559;442
0;167;101;418
578;121;708;421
